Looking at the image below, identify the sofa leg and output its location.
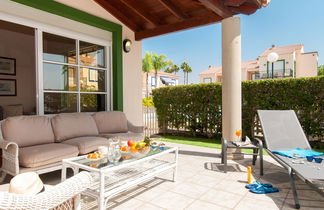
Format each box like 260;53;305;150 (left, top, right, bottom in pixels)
0;171;7;183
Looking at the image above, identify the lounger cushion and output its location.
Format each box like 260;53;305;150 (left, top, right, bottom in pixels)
100;132;144;142
51;113;99;142
62;136;109;155
92;111;128;134
19;143;79;168
2;116;55;147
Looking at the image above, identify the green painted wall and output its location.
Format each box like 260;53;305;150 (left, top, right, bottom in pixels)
10;0;123;111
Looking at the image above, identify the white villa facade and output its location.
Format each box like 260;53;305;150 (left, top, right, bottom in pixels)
142;71;180;97
199;44;318;83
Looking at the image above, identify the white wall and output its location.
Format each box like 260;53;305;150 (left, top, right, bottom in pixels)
259;53;295;73
0;0;143;125
199;73;216;83
0;21;36;114
296;52;318;77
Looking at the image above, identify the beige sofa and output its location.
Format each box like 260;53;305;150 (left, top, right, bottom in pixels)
0;111;143;181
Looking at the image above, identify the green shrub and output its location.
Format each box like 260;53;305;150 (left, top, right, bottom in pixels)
152;76;324;139
142;97;154;107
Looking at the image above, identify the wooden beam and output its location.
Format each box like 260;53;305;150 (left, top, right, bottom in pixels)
224;0;246;7
135;13;221;40
93;0;141;31
157;0;189;20
119;0;161;26
229;3;259;15
198;0;233;18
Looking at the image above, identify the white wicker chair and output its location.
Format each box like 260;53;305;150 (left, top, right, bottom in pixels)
0;171;93;210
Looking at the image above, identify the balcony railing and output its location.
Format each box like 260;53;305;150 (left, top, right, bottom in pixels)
253;69;294;80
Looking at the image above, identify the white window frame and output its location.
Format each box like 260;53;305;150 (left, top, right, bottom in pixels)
0;12;112;115
203;77;212;83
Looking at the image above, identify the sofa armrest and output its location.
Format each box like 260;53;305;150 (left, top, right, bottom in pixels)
127;121;144;133
0;139;19;176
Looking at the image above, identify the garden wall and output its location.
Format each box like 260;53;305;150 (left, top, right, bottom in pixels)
152;76;324;140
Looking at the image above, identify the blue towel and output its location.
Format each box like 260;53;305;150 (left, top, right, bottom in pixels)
272;148;324;158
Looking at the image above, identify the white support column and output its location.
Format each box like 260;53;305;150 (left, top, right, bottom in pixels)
221;17;242;160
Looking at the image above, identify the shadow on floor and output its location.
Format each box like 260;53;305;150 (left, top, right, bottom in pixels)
178;150;220;158
81;177;171;210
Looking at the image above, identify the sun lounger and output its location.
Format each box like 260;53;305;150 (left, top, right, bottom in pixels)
257;110;324;209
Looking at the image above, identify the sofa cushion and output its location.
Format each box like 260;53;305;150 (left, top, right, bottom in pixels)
51;113;99;142
62;136;109;155
2;116;55;147
92;111;128;134
100;132;144;142
19;143;79;168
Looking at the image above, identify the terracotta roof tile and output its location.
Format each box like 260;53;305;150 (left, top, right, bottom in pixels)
259;44;304;57
199;60;259;75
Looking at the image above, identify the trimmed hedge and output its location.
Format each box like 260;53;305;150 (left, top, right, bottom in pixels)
152;76;324;139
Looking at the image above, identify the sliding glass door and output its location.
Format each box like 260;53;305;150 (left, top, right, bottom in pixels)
41;32;111;114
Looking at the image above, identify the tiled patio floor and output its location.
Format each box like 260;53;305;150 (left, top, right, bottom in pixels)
40;142;324;210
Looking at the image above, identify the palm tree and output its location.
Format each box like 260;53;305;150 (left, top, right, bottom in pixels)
151;52;168;88
165;61;180;75
181;62;192;84
142;52;153;97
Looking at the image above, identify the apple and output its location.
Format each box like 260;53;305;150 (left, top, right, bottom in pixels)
127;140;134;147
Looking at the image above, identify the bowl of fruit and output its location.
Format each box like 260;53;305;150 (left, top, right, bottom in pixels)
119;145;132;160
127;139;151;158
86;152;104;161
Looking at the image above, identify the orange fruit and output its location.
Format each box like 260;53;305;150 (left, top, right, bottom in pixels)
130;148;138;153
120;146;129;152
235;130;241;137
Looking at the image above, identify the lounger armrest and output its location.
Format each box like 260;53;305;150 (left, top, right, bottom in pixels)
221;137;228;147
0;140;19;175
127;121;144;133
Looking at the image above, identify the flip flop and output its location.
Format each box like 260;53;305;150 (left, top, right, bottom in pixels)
245;181;273;189
249;185;279;194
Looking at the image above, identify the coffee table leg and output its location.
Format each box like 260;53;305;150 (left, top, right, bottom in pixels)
61;164;67;182
72;167;79;175
99;172;105;210
173;148;178;182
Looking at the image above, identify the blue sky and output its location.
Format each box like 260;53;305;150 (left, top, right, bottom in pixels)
142;0;323;84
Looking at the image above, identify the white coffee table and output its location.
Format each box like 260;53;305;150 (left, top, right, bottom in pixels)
61;147;178;210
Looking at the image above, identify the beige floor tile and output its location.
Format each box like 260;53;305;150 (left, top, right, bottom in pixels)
169;182;211;198
111;198;144;210
199;189;243;208
185;199;230;210
156;179;183;190
175;170;200;182
186;174;222;187
135;187;169;201
136;203;166;210
234;197;281;210
214;179;249;195
149;191;195;210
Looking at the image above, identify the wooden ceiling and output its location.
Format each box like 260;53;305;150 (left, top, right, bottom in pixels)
93;0;268;40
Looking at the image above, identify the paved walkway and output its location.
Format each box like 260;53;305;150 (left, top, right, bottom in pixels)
41;142;324;210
